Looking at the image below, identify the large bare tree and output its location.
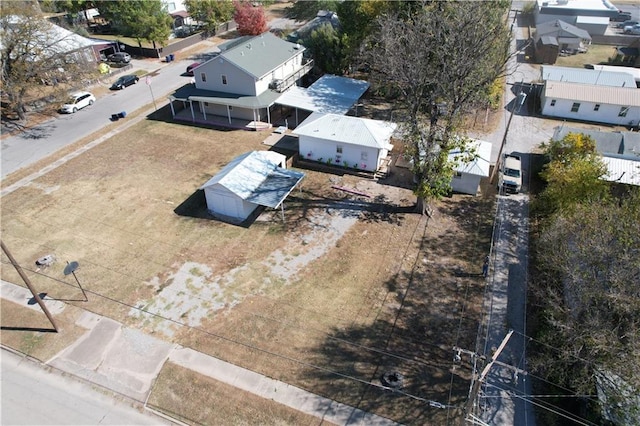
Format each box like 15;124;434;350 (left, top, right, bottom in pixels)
366;1;511;214
1;1;96;121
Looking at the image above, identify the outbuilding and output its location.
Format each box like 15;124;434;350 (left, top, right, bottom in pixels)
200;151;304;223
449;139;492;195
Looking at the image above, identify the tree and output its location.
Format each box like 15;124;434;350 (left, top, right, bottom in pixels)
284;0;341;22
366;1;511;215
537;132;610;214
184;0;234;34
532;191;640;420
96;0;172;49
303;24;347;75
1;1;95;121
233;1;267;36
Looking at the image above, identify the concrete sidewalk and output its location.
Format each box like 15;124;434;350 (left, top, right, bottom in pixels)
1;280;398;426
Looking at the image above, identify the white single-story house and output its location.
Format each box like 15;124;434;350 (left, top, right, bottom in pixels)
541;65;636;88
200;151;305;222
540;81;640;126
449;139;492;195
293;112;397;172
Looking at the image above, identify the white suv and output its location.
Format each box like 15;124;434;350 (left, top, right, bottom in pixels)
60;92;96;113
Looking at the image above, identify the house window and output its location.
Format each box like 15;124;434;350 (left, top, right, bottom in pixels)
550;99;556;107
204;102;209;106
571;102;580;112
228;106;233;110
594;104;600;111
453;172;463;179
361;152;368;161
221;75;227;85
619;106;629;117
336;146;343;154
200;72;206;82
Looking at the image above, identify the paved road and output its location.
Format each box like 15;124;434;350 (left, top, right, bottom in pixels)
1;56;202;179
1;349;172;425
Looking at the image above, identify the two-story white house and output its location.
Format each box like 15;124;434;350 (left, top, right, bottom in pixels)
169;32;313;130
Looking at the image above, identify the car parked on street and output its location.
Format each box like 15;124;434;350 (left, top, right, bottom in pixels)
618;19;639;29
107;52;131;63
110;74;139;90
611;11;632;22
60;92;95;113
186;62;201;76
624;23;640;35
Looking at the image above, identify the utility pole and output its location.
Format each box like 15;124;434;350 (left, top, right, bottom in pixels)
1;241;58;332
463;330;522;422
490;85;527;183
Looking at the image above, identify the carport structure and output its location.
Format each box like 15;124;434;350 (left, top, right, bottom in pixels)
200;151;305;224
275;74;370;126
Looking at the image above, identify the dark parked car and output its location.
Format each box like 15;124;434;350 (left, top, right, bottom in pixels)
107;52;131;63
611;11;632;22
617;19;639;29
110;74;139;90
186;62;201;76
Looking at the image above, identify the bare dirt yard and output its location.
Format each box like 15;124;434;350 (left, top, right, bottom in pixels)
1;99;495;424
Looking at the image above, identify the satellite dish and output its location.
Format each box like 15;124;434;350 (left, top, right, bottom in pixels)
64;261;79;276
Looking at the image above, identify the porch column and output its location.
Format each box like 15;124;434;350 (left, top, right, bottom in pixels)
169;99;175;117
189;101;195;122
267;105;271;124
201;101;206;120
227;105;232;124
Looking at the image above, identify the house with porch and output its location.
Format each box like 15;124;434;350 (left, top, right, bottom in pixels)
169;32;313;130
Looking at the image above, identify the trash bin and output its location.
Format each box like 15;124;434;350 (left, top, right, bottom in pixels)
169;54;175;61
119;111;127;119
165;55;171;63
111;114;120;121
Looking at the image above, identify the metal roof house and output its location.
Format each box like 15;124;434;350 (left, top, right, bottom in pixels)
540;81;640;126
168;32;313;130
533;0;618;35
541;65;636;88
200;151;305;223
293;113;397;173
552;126;640;186
449;139;492;195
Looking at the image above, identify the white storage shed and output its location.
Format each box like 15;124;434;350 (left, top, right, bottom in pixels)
449;139;492;195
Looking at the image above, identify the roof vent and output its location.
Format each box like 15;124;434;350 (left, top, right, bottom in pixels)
294;43;300;50
246;43;252;49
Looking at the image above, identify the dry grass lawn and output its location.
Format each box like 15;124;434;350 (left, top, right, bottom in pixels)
1;103;495;424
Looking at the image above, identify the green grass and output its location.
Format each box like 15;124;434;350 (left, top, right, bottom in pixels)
554;44;618;68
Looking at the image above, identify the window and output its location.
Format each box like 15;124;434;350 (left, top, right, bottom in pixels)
571;102;580;112
361;152;368;161
593;104;600;111
200;72;206;82
228;106;233;110
550;99;556;107
453;172;463;179
204;102;209;106
221;75;227;85
336;146;343;154
619;106;629;117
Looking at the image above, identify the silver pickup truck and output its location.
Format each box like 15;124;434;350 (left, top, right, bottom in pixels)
498;154;522;194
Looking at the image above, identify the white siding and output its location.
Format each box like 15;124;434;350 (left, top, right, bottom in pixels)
298;136;381;171
451;173;482;195
541;96;640;126
195;61;258;95
203;185;257;220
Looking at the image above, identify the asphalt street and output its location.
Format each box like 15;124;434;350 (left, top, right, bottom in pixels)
0;349;172;425
1;56;200;179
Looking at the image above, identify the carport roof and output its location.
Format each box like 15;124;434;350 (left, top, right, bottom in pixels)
276;74;370;114
200;151;304;208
